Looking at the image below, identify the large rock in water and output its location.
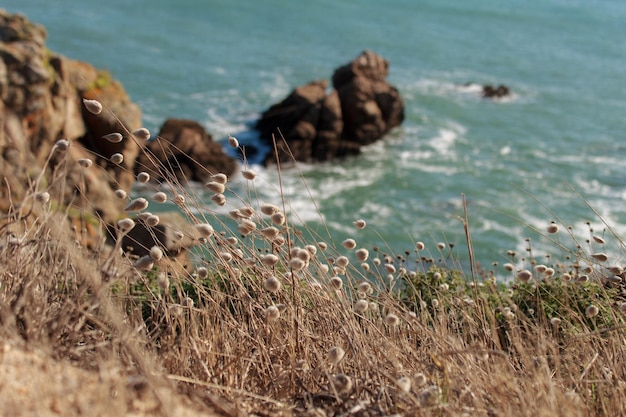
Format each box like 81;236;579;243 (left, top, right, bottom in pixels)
0;9;141;227
137;118;237;184
256;50;404;164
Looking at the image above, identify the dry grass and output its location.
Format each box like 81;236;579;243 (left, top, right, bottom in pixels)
1;102;626;417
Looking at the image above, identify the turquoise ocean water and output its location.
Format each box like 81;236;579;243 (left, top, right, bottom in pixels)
9;0;626;273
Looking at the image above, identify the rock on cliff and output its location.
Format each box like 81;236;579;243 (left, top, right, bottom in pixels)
255;50;404;164
0;9;141;227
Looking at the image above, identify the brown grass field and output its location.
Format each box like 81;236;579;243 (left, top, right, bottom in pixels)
1;102;626;416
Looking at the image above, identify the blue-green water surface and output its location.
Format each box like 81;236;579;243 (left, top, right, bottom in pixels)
9;0;626;272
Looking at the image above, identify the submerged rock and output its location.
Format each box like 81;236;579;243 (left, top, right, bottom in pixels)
256;50;404;164
482;84;511;99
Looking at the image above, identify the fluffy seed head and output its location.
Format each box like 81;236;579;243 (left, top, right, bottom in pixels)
385;263;396;274
261;227;280;239
585;304;599;318
241;169;256;180
263;275;281;293
158;274;169;291
34;192;50;204
228;135;239;148
354;299;369;313
83;98;103;114
331;374;353;394
264;305;280;322
237;219;256;235
342;238;357;250
271;212;286;225
173;230;184;241
117;218;136;233
361;263;370;272
547;223;559;234
353;219;366;229
195;223;214;238
226;236;238;245
182;297;194;308
133;255;154;270
110;153;124;165
296;248;311;262
535;264;547;274
149;246;163;261
288;258;306;271
414;372;427;388
356;248;369;262
385;313;400;326
432;299;440;308
591;253;609;262
550;317;562;327
397;377;412;393
620;302;626;314
517;269;532;283
437;242;446;250
328;346;345;366
357;281;373;295
205;181;225;194
152;192;167;203
197;267;209;279
592;235;606;244
415;241;425;251
145;214;160;227
261;203;281;215
102;132;123;143
136;172;150;183
172;194;185;205
125;197;148;212
335;256;349;268
211;193;226;206
305;245;317;256
503;263;515;272
329;276;343;290
115;189;127;199
318;242;328;250
262;254;279;267
77;158;93;168
239;206;255;218
55;139;70;152
210;173;227;184
132;127;150;140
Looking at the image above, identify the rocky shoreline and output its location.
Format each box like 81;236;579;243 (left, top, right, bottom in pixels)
0;10;405;231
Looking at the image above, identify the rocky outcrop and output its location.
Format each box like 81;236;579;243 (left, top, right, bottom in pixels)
482;84;511;99
0;9;141;225
136;118;237;184
256;50;404;164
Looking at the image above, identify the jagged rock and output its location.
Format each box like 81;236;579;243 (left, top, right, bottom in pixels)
0;9;141;226
256;80;341;164
256;50;403;164
137;118;237;184
332;50;404;147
